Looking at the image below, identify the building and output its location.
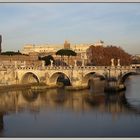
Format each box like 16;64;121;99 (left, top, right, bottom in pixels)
94;40;105;47
64;40;70;49
22;41;92;55
21;44;62;55
0;35;2;54
0;54;43;67
21;40;106;66
21;42;91;66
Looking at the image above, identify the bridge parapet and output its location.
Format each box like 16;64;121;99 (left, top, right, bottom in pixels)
17;66;45;70
44;66;110;70
45;66;72;70
14;65;135;71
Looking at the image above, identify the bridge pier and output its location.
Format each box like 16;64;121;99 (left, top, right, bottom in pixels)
65;68;88;90
104;60;126;92
104;80;126;92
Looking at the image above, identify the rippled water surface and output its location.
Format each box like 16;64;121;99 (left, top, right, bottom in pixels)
0;76;140;137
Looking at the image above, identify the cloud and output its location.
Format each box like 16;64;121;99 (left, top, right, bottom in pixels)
0;3;140;54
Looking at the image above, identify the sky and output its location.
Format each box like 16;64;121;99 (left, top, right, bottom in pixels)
0;3;140;54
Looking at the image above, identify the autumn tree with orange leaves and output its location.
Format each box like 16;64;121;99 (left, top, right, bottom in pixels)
86;45;132;66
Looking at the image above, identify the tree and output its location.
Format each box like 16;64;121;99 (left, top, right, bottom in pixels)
1;51;22;55
39;55;54;66
87;45;132;66
56;49;77;65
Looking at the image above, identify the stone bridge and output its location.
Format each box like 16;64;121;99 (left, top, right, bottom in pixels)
15;64;140;88
0;59;140;90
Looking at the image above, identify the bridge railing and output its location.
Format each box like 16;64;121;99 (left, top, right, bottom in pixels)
13;65;140;71
44;66;109;70
16;66;44;70
15;65;112;70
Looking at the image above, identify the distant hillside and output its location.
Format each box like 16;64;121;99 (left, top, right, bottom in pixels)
87;45;132;66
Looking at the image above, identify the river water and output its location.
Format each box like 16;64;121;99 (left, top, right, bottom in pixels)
0;76;140;137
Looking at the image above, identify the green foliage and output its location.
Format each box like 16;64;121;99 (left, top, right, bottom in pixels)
56;49;77;56
39;55;54;66
56;49;77;65
1;51;23;55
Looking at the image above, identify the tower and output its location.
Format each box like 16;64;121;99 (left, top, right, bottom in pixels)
64;40;70;49
0;35;2;54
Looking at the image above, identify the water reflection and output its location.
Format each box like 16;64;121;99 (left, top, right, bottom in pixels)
49;89;68;105
0;87;139;117
0;76;140;137
22;90;39;102
0;112;4;132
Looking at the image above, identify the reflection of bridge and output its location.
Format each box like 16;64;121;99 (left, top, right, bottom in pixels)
0;89;139;116
0;61;140;90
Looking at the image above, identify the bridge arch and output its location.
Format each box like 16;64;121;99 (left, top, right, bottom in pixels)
49;72;71;85
82;72;105;86
119;71;138;83
21;72;40;84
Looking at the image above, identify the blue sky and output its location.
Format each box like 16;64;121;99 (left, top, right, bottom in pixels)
0;3;140;54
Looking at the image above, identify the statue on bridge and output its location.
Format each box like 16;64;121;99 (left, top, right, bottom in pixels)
24;61;26;67
15;61;17;68
50;59;54;67
111;58;121;67
42;61;45;68
117;59;121;67
111;58;115;67
74;60;77;67
82;59;85;67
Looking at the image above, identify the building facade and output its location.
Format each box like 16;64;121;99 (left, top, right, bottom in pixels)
21;40;106;66
0;35;2;54
21;41;92;55
0;54;42;67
